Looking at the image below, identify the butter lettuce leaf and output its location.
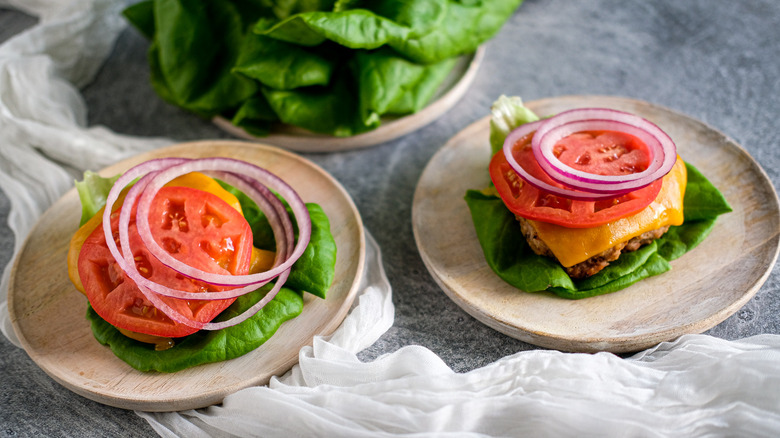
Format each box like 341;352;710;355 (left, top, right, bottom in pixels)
489;95;540;156
233;29;335;90
145;0;258;116
271;0;337;20
355;48;457;126
255;48;462;136
676;163;732;221
390;0;523;64
257;0;448;49
122;0;155;39
74;171;120;226
261;64;375;136
464;189;573;292
230;94;279;137
87;285;303;373
259;0;521;64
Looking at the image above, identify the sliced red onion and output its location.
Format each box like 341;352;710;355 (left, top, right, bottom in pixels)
103;158;189;278
136;269;291;331
209;171;293;264
530;108;677;194
502;120;621;200
135;158;310;287
502;108;677;200
116;171;279;300
101;157;311;330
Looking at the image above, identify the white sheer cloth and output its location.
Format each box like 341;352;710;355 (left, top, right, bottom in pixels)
1;1;779;436
0;0;169;345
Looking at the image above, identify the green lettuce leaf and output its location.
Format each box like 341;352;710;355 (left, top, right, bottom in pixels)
463;189;573;292
354;48;457;126
247;45;461;136
259;0;520;64
261;65;375;136
286;204;337;298
489;95;540;156
233;27;335;90
257;0;448;50
230;95;279;137
74;171;120;226
147;0;258;116
270;0;338;20
122;0;155;39
390;0;523;64
87;285;303;373
252;44;463;136
676;163;732;221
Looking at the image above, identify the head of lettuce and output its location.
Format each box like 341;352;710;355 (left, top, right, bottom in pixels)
122;0;524;137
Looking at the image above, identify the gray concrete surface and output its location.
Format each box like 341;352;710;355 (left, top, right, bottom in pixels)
2;1;779;436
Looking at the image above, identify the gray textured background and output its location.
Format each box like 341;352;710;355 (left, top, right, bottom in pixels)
2;1;779;436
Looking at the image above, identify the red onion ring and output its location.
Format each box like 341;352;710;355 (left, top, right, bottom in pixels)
136;270;291;331
502;120;619;200
117;172;285;299
530;108;677;194
101;157;311;330
502;108;677;200
135;158;310;285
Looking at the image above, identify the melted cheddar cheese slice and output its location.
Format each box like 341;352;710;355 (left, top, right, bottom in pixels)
527;157;687;268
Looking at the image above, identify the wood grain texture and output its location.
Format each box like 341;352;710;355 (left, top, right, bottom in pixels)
8;141;365;411
212;47;484;152
412;95;780;353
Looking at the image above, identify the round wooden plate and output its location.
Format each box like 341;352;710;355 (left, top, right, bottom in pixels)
412;95;780;353
8;141;365;411
213;47;485;152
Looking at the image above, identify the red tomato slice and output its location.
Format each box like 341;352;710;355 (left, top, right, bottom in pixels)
490;130;663;228
552;130;653;176
78;186;253;338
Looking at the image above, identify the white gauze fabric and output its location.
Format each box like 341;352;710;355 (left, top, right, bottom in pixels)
0;0;168;344
1;1;780;437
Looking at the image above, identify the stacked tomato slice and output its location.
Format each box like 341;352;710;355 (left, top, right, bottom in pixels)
78;186;253;338
489;108;677;228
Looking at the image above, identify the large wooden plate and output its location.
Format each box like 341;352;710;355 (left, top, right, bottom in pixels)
213;47;484;152
8;141;365;411
413;95;780;353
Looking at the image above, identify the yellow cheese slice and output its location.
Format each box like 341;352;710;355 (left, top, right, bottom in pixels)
527;157;687;267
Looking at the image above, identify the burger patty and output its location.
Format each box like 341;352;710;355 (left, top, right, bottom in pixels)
517;216;670;279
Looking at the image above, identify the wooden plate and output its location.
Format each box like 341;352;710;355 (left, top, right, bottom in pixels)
8;141;365;411
412;95;780;353
213;47;485;152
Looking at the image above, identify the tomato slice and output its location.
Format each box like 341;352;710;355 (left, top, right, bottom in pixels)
490;130;663;228
77;186;253;338
552;130;652;175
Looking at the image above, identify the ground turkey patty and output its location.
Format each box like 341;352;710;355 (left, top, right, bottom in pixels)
517;216;669;279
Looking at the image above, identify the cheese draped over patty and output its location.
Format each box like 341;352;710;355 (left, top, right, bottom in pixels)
526;157;687;267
